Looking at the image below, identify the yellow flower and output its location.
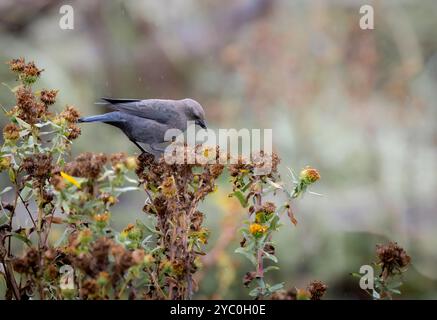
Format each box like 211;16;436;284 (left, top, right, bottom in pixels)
143;254;155;266
60;171;81;188
299;166;320;184
159;176;177;198
0;156;11;171
93;212;110;223
190;228;210;244
125;156;138;170
249;223;267;236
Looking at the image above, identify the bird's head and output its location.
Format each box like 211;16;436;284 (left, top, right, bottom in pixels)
182;98;207;129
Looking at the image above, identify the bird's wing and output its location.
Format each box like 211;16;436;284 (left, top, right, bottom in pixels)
100;98;178;124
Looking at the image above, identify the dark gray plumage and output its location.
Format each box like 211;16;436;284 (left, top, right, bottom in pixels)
78;98;207;153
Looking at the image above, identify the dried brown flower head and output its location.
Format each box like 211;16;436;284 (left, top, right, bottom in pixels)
208;163;224;178
67;123;81;140
8;58;43;85
91;237;113;272
40;89;58;105
60;105;80;123
12;247;40;274
80;279;98;299
132;249;145;264
16;86;38;123
114;249;134;273
64;152;107;179
262;202;276;214
190;211;204;231
3;123;20;141
50;174;66;191
22;153;53;180
23;61;43;78
7;57;25;73
376;242;411;279
110;152;128;167
307;280;327;300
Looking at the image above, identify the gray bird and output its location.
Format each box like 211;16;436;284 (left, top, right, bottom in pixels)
78;98;207;154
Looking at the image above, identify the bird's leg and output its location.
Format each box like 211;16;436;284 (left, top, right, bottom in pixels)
130;139;147;154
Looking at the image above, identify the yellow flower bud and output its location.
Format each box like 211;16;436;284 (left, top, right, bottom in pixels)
125;156;138;170
299;166;320;184
249;223;267;237
93;212;110;223
0;156;11;171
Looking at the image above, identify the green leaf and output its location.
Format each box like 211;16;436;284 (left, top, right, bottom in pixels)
8;168;16;182
232;190;248;208
266;179;282;190
387;281;403;289
19;129;30;137
11;232;32;247
20;186;33;201
34;121;51;128
263;251;278;263
136;219;162;235
124;176;138;184
264;266;280;273
389;288;401;295
235;247;257;265
268;282;284;292
248;287;261;297
114;186;139;193
350;272;362;278
54;228;70;247
0;186;13;196
15;117;31;130
0;214;9;225
270;215;281;229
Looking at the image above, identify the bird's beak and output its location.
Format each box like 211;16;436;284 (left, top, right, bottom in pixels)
196;119;207;129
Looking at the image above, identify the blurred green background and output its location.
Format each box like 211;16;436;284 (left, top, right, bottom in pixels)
1;0;437;299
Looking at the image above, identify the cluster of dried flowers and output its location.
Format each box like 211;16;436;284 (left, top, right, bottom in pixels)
351;241;411;300
136;148;224;299
230;151;324;298
271;280;328;300
1;58;330;300
376;242;411;280
0;59;141;299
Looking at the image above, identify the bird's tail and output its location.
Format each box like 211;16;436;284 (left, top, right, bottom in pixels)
78;112;121;123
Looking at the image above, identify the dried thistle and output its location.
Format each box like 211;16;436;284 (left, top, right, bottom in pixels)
40;89;58;105
7;57;25;73
376;242;411;279
60;105;80;123
22;153;53;180
64;152;107;179
3;123;20;141
308;280;328;300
